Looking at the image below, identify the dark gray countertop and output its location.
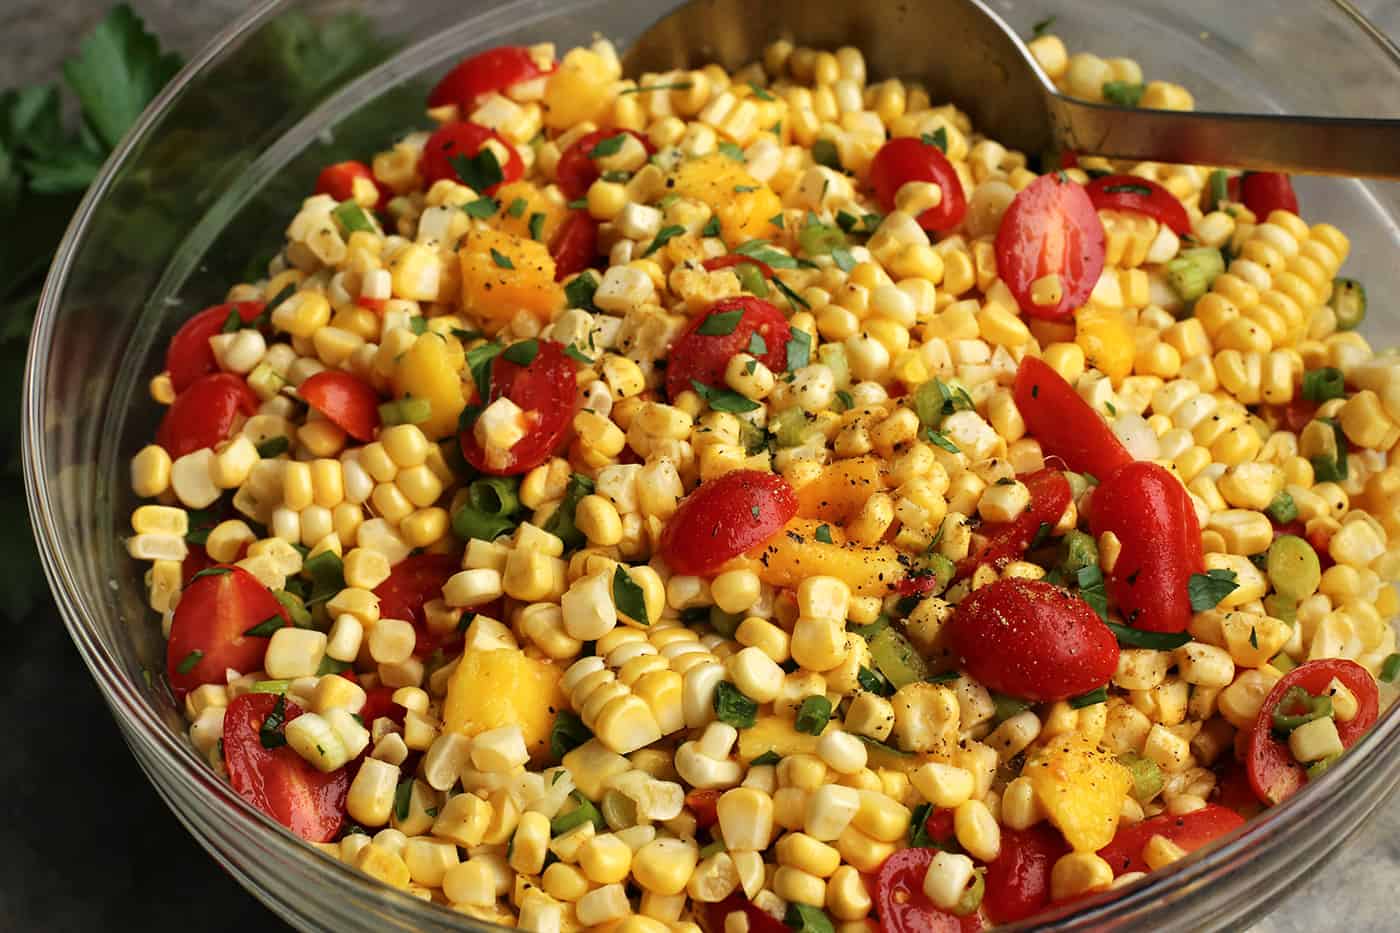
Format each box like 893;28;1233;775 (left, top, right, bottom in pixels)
4;2;1398;931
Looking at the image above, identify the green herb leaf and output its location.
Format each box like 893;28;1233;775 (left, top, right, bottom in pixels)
747;332;768;357
541;473;596;550
749;750;782;766
462;196;500;219
1380;653;1400;684
1031;15;1056;38
502;338;540;367
921;127;949;153
528;211;546;241
857;665;894;697
795;695;833;735
175;649;203;675
550;791;606;835
698;309;745;336
567;197;589;210
564;345;595;365
1105;622;1191;650
691;379;760;413
612;566;649;625
303;550;346;607
62;5;184;151
718;141;746;162
243;616;284;638
1076;564;1109;620
748;82;776;102
811;139;842;171
702;215;721;237
549;709;593;761
507;197;527;218
834;389;854;412
190;567;231;582
644;224;686;257
785;903;835;933
713;681;759;729
815;524;834;545
786;329;812;370
259;694;288;749
394;777;414;822
1102;81;1146;108
564;270;600;310
925;429;960;454
1069;686;1108;709
831;247;856;272
489;247;514;269
1189;569;1240;611
619;81;696;95
588;134;628;158
409;316;427;336
449;148;503;193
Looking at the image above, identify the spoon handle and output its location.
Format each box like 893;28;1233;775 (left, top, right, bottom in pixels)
1048;94;1400;179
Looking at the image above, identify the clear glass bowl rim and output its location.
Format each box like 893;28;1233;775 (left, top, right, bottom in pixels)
20;0;1400;929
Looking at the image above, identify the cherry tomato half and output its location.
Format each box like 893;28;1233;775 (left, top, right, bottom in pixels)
374;552;480;657
665;297;791;401
660;470;798;576
946;578;1119;702
873;847;985;933
1085;174;1190;235
702;896;788;933
1097;805;1245;876
166;302;265;393
420;122;524;194
1228;172;1299;219
1088;461;1203;633
550;210;600;281
995;172;1106;320
156;372;259;459
298;370;382;443
313;160;388;211
869;136;968;233
224;693;349;842
166;566;289;693
460;340;577;476
428;46;554;113
957;468;1072;578
1013;356;1133;480
1246;658;1379;806
556;129;653;200
984;824;1069;925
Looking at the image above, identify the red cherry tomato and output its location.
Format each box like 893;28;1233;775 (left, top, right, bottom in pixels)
665;297;792;401
166;566;289;693
224;693;349;842
1228;172;1299;219
702;896;789;933
428;46;554;112
945;578;1119;702
869;137;968;233
660;470;798;576
420;122;523;194
550;210;600;281
166;302;265;393
1097;805;1245;876
1212;761;1264;819
685;788;722;829
312;160;390;211
298;370;382;443
1013;356;1134;480
1088;461;1204;633
373;553;472;656
702;254;776;278
957;468;1072;578
922;806;956;844
995;172;1106;320
157;372;259;459
1085;174;1190;235
358;686;409;729
1246;658;1379;805
984;824;1069;925
460;340;578;476
555;129;654;200
873;848;985;933
181;544;215;588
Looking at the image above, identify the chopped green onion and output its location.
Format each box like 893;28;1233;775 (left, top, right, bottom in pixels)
713;681;759;728
1266;491;1298;525
1329;278;1366;331
1271;685;1331;732
690;379;760;413
1101;81;1145;107
868;626;929;689
1380;653;1400;684
619;81;695;95
248;679;293;695
587;134;627;158
1301;367;1345;403
952;869;985;917
469;476;520;518
795;695;833;735
550;791;605;835
857;665;894;697
992;693;1031;724
644;224;686;257
451;505;514;542
1057;529;1098;576
1267;535;1322;602
1205;170;1229;212
1118;752;1165;802
243;616;283;638
378;397;432;426
1165;247;1225;303
489;248;514;269
798;217;848;256
332;200;375;234
175;649;204;674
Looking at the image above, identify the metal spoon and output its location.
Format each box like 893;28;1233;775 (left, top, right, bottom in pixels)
622;0;1400;177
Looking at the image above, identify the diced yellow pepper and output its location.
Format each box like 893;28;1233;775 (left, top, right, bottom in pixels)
795;456;888;524
1025;733;1133;852
488;181;568;245
739;518;902;597
459;228;565;327
669;154;782;246
391;330;466;440
444;649;567;763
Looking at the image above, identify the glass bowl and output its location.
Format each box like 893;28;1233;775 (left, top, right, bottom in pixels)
21;0;1400;929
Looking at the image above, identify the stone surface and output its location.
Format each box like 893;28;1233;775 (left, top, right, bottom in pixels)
4;1;1400;931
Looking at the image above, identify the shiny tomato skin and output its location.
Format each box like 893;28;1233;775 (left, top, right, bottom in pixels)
428;46;552;112
359;686;409;729
224;693;349;842
873;848;985;933
550;210;600;281
373;552;469;656
665;297;791;401
995;172;1106;320
869;137;968;232
1246;659;1379;806
702;254;776;278
555;129;654;200
702;896;789;933
1085;174;1190;235
460;340;577;476
1230;172;1299;219
1088;461;1203;633
685;788;722;829
298;370;382;442
1013;356;1134;480
420;122;523;194
1097;805;1245;875
946;578;1119;702
957;468;1071;578
166;301;265;392
984;824;1070;925
660;471;798;576
157;372;259;459
166;566;289;693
